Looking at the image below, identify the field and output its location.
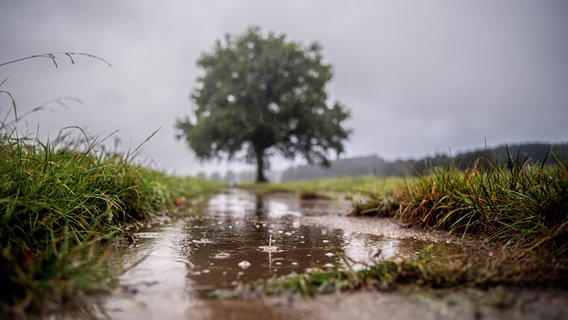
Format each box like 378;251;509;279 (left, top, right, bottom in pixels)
242;175;411;199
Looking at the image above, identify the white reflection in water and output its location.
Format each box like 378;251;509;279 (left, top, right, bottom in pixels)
266;199;301;217
103;222;193;319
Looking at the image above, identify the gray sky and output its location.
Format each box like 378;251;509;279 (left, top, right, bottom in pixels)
1;0;567;176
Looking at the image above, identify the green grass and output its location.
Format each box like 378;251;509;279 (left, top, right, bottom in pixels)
355;154;568;253
241;154;566;255
241;175;409;199
0;131;223;313
261;243;567;297
0;52;225;314
250;151;568;297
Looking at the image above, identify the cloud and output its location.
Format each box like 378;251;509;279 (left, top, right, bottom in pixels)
1;0;566;175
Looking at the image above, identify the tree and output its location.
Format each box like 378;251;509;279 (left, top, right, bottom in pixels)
176;27;351;182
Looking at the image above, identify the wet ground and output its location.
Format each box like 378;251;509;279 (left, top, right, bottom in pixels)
50;189;568;319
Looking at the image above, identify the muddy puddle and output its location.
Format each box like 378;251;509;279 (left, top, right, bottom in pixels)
49;188;551;320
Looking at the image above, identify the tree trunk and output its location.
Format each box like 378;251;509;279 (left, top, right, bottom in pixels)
255;148;268;183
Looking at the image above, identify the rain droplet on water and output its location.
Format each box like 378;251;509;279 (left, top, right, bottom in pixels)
238;260;251;269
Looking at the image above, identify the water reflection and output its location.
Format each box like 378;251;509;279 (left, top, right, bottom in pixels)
58;188;466;319
100;220;191;319
182;189;345;298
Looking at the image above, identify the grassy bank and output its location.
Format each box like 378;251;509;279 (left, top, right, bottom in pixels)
257;152;567;296
357;154;568;253
0;131;223;314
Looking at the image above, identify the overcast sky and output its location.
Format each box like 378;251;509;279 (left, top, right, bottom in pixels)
1;0;567;176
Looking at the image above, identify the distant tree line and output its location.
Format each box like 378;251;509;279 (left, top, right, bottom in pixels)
197;143;568;183
280;143;568;182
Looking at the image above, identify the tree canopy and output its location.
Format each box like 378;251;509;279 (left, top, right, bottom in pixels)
176;27;351;182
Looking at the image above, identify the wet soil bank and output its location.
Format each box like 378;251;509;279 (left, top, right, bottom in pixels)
43;189;568;319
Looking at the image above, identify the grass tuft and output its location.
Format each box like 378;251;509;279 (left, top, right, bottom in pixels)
353;151;568;254
260;243;567;297
0;128;223;314
0;52;224;315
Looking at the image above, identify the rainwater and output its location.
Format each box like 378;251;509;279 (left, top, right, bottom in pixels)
78;189;466;319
